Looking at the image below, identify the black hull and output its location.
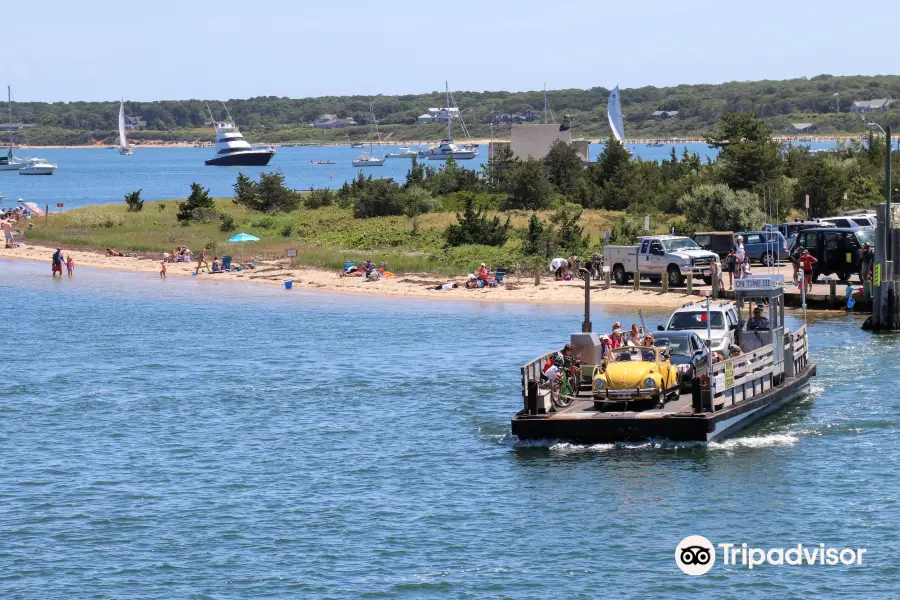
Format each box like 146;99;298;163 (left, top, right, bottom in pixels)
205;150;275;166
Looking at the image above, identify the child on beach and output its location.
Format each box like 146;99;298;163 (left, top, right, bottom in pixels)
160;261;167;279
66;255;75;276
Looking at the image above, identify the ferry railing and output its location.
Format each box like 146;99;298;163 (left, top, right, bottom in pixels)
521;352;555;398
710;344;776;408
709;325;809;409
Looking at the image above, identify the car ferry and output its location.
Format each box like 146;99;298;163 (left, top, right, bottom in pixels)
511;275;816;443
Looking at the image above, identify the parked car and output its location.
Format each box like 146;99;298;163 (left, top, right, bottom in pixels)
650;331;710;392
734;231;790;266
765;220;835;245
659;300;740;358
792;227;876;282
605;235;719;287
692;231;735;260
818;215;876;229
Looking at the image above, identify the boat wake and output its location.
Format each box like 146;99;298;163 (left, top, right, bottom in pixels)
499;431;802;453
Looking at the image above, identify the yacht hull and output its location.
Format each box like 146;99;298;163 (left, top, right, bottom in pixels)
19;167;56;175
423;151;477;160
205;149;275;166
0;162;23;171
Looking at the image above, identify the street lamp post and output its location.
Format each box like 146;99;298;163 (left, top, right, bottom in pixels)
867;123;892;261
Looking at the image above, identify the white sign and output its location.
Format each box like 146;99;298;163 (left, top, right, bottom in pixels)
644;215;650;231
286;249;297;257
734;275;785;290
805;194;810;209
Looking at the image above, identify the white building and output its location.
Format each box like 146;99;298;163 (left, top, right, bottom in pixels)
416;107;460;123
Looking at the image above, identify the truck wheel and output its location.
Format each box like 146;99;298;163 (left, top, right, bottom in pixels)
762;252;776;267
702;276;712;285
837;270;851;283
667;266;685;287
613;265;628;285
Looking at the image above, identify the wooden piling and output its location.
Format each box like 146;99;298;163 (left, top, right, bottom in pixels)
633;272;640;291
686;273;693;295
829;280;837;308
661;273;669;294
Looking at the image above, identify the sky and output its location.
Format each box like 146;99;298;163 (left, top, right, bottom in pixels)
3;0;898;102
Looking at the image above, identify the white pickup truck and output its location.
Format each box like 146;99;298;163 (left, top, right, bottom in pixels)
606;235;720;287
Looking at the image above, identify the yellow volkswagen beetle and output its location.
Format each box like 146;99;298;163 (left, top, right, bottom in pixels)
592;345;680;406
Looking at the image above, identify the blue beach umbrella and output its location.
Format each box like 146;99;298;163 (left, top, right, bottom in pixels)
227;232;260;263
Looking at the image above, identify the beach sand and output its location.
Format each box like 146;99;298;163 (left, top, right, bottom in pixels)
0;243;704;308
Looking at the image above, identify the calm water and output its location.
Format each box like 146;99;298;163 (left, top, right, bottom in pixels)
1;259;897;598
0;141;840;212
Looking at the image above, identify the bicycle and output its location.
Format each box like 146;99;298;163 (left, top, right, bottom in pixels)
540;361;582;408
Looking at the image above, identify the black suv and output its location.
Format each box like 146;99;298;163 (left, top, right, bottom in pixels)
793;227;875;282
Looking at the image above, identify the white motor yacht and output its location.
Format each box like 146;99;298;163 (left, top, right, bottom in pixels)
18;157;57;175
386;146;417;159
204;103;275;166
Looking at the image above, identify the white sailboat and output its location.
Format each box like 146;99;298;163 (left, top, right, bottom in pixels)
352;105;386;167
607;86;625;144
385;146;417;159
118;99;133;155
419;82;478;160
0;86;24;171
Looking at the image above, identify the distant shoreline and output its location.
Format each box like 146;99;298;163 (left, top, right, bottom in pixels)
2;134;875;150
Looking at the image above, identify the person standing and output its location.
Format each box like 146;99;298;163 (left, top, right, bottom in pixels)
734;235;746;263
710;257;724;294
51;247;64;277
798;249;818;291
160;260;167;279
549;257;569;280
66;255;75;276
789;245;804;283
723;250;736;290
1;219;12;248
195;247;210;274
859;243;873;282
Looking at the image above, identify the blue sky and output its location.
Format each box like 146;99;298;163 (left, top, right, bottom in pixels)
4;0;897;102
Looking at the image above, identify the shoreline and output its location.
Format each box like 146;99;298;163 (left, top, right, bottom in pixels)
0;243;703;308
5;134;870;150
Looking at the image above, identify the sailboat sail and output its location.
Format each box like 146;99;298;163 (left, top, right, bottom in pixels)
118;100;128;149
607;86;625;143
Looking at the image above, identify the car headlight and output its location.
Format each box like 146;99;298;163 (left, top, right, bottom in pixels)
681;257;691;266
676;364;690;373
643;377;656;388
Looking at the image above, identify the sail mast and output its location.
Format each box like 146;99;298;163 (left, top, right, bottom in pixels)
544;83;548;124
7;86;13;157
445;81;451;141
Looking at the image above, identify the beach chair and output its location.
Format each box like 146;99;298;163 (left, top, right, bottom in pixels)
494;268;506;284
222;256;233;271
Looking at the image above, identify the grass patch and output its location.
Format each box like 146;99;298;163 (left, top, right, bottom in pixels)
27;199;680;275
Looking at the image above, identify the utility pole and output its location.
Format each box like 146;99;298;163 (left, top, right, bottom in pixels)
885;125;892;261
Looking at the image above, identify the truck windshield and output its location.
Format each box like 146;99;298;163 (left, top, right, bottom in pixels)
662;238;700;252
856;230;875;246
668;312;725;330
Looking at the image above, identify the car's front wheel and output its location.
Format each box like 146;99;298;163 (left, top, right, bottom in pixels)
762;252;776;267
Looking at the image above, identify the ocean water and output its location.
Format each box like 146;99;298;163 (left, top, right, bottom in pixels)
0;141;840;212
0;259;896;598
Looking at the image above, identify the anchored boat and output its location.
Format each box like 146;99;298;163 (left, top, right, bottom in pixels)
204;103;275;167
511;275;816;443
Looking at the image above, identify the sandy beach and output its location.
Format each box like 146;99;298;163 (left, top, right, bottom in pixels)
0;242;704;308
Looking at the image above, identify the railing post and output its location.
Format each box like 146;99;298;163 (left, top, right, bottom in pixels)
829;279;837;308
686;273;694;295
661;273;669;294
633;271;640;291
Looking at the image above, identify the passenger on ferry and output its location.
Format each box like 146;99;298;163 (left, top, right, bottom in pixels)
747;307;769;330
609;328;624;349
627;323;642;346
728;344;743;357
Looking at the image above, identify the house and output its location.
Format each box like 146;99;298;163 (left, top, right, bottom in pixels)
314;113;338;129
850;99;894;113
784;123;818;134
332;118;358;128
417;107;460;123
490;111;537;125
123;115;146;131
651;110;679;119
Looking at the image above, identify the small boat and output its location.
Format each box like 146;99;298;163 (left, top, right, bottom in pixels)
19;157;57;175
350;143;364;148
204;103;275;166
351;152;385;167
352;104;386;167
647;139;664;147
118;99;133;155
0;86;24;171
419;82;478;161
386;146;417;159
310;160;336;165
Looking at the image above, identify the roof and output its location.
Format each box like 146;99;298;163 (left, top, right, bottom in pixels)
790;122;815;128
694;231;734;236
852;98;893;108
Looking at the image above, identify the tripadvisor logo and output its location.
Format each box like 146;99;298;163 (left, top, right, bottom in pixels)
675;535;715;575
675;536;867;574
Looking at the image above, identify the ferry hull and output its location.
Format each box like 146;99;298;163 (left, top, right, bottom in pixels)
511;364;816;444
205;150;275;166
